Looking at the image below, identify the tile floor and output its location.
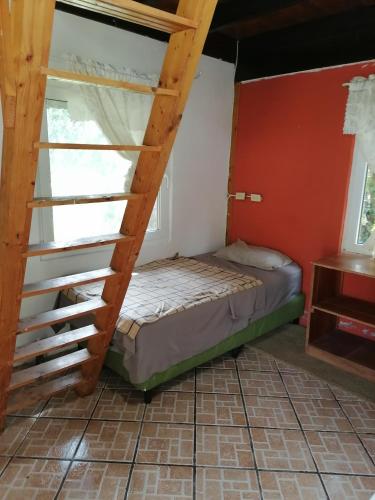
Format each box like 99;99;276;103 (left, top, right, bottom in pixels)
0;345;374;499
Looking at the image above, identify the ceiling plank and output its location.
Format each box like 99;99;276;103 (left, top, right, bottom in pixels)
236;6;375;81
214;0;375;39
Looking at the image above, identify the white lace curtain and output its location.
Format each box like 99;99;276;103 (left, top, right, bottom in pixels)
65;54;157;190
343;74;375;173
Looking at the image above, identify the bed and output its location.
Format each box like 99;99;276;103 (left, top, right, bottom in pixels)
55;252;304;397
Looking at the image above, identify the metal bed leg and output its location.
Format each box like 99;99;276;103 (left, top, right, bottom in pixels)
143;390;153;404
230;346;243;359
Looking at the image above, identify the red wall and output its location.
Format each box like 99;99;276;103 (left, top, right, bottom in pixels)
228;61;375;323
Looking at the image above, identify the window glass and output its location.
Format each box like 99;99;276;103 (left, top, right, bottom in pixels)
357;165;375;245
342;140;374;255
44;99;158;241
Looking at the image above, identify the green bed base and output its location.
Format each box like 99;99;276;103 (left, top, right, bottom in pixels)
104;293;305;392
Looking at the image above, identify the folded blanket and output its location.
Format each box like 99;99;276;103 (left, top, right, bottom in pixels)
64;257;263;339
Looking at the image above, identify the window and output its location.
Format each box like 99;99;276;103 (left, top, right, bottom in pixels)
342;139;375;255
37;97;170;252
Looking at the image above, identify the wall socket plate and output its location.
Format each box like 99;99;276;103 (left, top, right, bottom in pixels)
235;192;246;200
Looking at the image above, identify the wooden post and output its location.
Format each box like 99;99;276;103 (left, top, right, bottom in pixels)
226;82;241;245
77;0;219;394
0;0;56;429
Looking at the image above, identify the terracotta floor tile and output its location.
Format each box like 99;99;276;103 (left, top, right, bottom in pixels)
144;392;194;424
16;418;87;459
0;457;10;474
275;359;306;374
196;368;240;394
259;471;326;500
359;433;375;461
75;420;140;462
239;371;287;397
251;428;315;472
196;467;260;500
0;417;35;456
41;388;102;419
127;464;193;499
157;371;195;393
8;398;47;418
136;423;193;465
328;384;363;401
105;373;134;390
58;461;131;500
196;393;247;426
340;400;375;433
305;431;375;475
200;354;236;370
0;458;69;499
97;368;111;388
237;347;278;372
244;396;299;429
322;474;375;500
196;425;254;468
281;372;334;400
92;389;144;421
292;398;352;432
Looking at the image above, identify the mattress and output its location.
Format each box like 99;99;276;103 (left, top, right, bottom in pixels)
59;253;301;384
64;256;263;339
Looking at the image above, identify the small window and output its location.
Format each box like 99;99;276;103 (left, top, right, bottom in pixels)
342;139;375;254
37;98;169;250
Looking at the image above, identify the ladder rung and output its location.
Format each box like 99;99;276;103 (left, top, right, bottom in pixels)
22;268;117;298
59;0;198;33
17;299;109;334
42;67;179;97
28;192;143;208
35;142;161;152
14;325;102;363
24;233;134;257
7;371;82;415
9;349;93;391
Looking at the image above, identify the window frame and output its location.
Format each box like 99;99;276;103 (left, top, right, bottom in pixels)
36;83;172;261
342;138;372;255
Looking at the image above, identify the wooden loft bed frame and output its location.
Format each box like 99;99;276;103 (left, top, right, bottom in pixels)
0;0;218;429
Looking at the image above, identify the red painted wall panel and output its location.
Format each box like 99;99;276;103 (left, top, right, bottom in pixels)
228;61;375;322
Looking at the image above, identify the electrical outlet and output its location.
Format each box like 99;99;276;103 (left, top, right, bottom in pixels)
235;192;246;200
250;193;262;202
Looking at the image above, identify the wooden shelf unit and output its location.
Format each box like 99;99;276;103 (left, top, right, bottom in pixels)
306;253;375;382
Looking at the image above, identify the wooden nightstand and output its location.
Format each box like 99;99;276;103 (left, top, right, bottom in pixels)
306;253;375;382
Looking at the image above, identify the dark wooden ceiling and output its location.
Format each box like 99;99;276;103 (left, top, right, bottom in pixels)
56;0;375;81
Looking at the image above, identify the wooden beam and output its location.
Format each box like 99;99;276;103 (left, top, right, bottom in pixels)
226;83;240;245
28;192;143;208
0;0;57;429
76;0;218;396
14;326;103;363
7;371;82;415
59;0;198;33
0;0;16;127
17;299;109;334
22;268;117;298
25;233;135;257
214;0;375;39
42;67;180;96
9;348;94;391
35;142;162;152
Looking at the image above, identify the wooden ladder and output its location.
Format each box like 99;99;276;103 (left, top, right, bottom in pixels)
0;0;217;429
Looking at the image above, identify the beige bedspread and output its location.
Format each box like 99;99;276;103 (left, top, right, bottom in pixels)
64;257;263;339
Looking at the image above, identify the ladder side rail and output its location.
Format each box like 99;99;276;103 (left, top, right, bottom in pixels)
77;0;218;394
0;0;56;429
0;0;16;127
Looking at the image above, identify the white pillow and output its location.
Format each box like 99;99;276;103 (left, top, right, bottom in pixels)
214;240;292;271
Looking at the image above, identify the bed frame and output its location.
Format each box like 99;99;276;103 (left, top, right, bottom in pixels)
104;293;305;402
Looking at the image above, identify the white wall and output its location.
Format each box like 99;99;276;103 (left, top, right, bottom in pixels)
1;11;234;341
